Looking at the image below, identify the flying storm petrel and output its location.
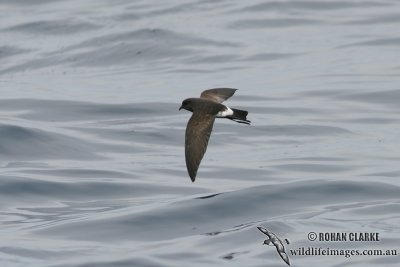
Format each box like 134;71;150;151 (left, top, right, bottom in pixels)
179;88;250;182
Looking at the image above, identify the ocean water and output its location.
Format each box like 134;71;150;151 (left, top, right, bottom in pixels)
1;0;400;266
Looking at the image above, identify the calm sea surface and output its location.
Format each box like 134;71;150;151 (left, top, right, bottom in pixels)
1;1;400;266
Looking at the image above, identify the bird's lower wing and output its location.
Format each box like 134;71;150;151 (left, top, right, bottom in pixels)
185;113;215;182
277;250;291;266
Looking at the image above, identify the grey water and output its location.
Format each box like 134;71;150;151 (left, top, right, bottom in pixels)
1;0;400;266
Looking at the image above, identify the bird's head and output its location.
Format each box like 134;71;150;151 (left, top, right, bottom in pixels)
263;239;272;245
179;99;194;112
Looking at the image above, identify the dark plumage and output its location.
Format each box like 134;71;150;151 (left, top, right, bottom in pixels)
179;88;250;182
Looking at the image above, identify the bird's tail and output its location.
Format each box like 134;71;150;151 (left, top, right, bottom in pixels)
227;108;251;125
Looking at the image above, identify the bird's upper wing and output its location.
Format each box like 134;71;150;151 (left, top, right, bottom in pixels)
185;112;216;182
257;227;273;238
200;88;238;103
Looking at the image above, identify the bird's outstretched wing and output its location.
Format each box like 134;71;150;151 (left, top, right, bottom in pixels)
257;227;273;238
185;112;215;182
276;247;291;266
200;88;238;103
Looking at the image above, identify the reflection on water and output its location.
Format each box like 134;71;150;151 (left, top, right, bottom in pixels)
1;0;400;266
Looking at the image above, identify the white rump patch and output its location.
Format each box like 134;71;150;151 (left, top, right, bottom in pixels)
217;106;233;117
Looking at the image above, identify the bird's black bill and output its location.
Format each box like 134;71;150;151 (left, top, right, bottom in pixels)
179;106;183;111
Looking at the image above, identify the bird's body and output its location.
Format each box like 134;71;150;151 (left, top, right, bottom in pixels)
179;88;250;182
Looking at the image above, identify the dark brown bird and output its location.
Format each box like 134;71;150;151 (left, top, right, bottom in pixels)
179;88;250;182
